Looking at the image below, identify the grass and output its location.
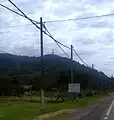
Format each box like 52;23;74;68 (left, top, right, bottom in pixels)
0;96;41;102
0;96;57;102
0;93;109;120
0;102;42;120
45;93;109;120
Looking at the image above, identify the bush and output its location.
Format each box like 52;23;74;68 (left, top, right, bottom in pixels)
84;89;93;97
78;92;83;98
86;92;93;97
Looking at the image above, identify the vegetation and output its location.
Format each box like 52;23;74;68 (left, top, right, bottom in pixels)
0;93;108;120
0;53;113;97
0;53;112;119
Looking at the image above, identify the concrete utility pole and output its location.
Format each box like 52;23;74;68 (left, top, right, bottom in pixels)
40;17;44;108
71;45;73;83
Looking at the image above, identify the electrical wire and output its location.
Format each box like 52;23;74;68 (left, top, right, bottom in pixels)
73;49;90;67
1;1;114;25
1;1;70;51
43;24;89;66
2;2;114;25
3;1;90;65
7;0;70;58
0;3;40;24
0;24;33;29
44;13;114;23
43;24;70;58
43;24;71;49
0;4;23;17
8;0;41;30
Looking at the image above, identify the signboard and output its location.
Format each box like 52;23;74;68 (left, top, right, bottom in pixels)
68;83;80;93
24;85;32;89
20;85;32;89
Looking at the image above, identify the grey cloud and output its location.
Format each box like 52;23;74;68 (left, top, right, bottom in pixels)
1;0;114;76
107;56;114;60
12;46;40;56
83;0;112;6
52;1;88;17
16;0;43;14
74;38;96;45
76;20;106;28
77;50;98;57
76;18;114;29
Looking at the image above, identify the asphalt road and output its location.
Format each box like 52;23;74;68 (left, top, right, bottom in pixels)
66;93;114;120
80;93;114;120
100;94;114;120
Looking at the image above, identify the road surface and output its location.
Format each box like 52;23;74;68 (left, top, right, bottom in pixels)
66;93;114;120
100;94;114;120
81;93;114;120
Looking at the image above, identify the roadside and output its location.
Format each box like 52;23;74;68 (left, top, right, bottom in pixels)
79;93;114;120
33;92;109;120
0;92;109;120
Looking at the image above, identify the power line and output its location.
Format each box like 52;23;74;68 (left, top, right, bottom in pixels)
43;24;70;58
0;3;40;24
43;24;71;49
3;1;90;65
0;1;70;53
2;3;114;25
73;49;90;67
7;0;69;59
2;2;88;64
0;2;70;51
0;24;33;29
0;4;24;17
43;24;90;65
0;3;70;50
44;13;114;23
0;2;86;61
8;0;41;30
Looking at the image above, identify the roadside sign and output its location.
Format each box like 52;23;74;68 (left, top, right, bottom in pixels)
20;85;32;89
68;83;80;93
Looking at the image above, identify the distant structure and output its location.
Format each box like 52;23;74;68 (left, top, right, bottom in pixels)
52;49;54;55
92;64;94;69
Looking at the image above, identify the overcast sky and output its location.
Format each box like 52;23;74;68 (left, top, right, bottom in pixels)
1;0;114;76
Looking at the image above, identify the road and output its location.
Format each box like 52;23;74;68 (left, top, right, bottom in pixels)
66;93;114;120
100;95;114;120
80;93;114;120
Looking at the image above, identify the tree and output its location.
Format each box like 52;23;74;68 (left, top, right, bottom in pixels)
0;76;12;96
73;70;89;90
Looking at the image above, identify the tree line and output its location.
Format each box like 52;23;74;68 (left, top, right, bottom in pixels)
0;53;114;97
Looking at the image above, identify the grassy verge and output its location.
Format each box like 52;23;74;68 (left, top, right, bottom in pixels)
44;92;109;120
0;93;109;120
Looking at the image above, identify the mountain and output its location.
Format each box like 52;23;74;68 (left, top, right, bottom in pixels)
0;53;114;89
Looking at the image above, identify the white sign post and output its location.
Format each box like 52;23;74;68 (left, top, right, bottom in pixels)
68;83;80;93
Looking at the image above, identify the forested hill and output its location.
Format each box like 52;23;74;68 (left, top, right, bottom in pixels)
0;53;107;76
0;53;114;89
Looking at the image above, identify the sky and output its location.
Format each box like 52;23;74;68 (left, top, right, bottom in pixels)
0;0;114;76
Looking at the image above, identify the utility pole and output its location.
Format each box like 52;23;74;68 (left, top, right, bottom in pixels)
40;17;44;108
52;49;54;55
92;64;94;69
71;45;73;83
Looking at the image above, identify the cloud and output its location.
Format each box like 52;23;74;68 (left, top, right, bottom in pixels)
1;0;114;76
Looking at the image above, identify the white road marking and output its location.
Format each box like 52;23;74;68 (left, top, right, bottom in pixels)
106;98;114;116
104;116;108;120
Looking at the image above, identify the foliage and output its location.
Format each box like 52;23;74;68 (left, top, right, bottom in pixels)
0;93;108;120
0;53;114;95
